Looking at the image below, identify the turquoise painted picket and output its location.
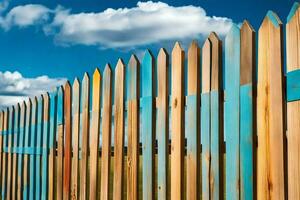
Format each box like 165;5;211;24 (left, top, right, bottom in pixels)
29;98;37;200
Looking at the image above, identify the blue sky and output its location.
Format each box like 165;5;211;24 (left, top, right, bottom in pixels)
0;0;294;106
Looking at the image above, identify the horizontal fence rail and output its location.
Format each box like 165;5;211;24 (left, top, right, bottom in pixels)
1;2;300;200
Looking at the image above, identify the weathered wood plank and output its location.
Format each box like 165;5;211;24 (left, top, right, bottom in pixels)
29;98;37;200
127;55;139;200
225;24;240;200
0;111;3;197
80;73;90;200
41;94;49;200
1;109;8;199
157;48;169;200
141;50;154;200
89;69;101;200
57;87;64;200
71;78;80;200
113;59;125;200
48;92;57;200
201;38;211;200
12;104;20;200
23;101;31;200
35;96;43;199
240;21;255;200
7;106;15;199
186;40;200;200
100;65;112;200
257;11;285;199
64;82;72;200
170;42;184;200
286;2;300;199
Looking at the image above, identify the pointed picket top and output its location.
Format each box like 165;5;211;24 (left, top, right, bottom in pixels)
287;2;300;23
226;23;240;40
104;63;112;78
43;93;49;121
116;58;125;72
128;54;139;100
83;72;90;84
241;20;254;32
263;10;282;28
172;41;183;55
129;54;139;68
14;103;20;113
187;40;200;95
142;49;154;97
21;101;26;112
57;86;64;125
209;31;221;43
202;38;212;93
93;67;101;80
73;77;80;89
64;81;71;92
158;48;168;63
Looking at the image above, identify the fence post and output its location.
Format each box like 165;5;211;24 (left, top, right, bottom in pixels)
257;11;285;199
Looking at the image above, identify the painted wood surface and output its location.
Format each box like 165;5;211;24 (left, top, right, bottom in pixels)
64;82;72;200
29;98;37;200
71;78;80;200
2;109;8;199
80;73;90;200
23;101;31;200
48;92;57;200
201;38;211;200
100;65;112;200
225;24;240;200
127;55;139;200
286;2;300;199
170;42;184;200
35;96;43;199
257;11;285;200
0;112;3;197
240;21;255;200
12;104;20;200
157;48;169;200
41;94;49;200
142;50;154;200
113;59;125;200
7;106;15;200
57;87;64;200
186;41;200;200
89;69;101;200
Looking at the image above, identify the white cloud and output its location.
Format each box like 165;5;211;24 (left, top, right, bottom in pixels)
46;1;233;48
0;71;66;108
0;4;51;30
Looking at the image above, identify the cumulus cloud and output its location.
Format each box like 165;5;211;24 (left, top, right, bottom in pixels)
46;1;233;48
0;71;66;108
0;1;233;48
0;4;51;30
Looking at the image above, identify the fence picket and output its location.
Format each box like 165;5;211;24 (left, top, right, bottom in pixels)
71;78;80;199
170;42;184;200
29;98;37;200
100;65;112;200
0;111;3;195
257;11;285;199
186;41;200;200
89;69;101;200
157;48;169;200
240;21;255;200
7;107;15;199
36;96;44;199
2;109;8;199
64;82;72;200
286;2;300;199
127;55;139;200
23;101;31;200
225;24;240;200
113;59;125;200
80;73;90;200
12;104;20;200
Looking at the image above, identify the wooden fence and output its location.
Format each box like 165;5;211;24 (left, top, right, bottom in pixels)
0;2;300;200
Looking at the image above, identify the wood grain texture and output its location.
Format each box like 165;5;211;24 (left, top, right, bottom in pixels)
12;104;20;200
126;55;139;200
71;78;80;200
80;73;90;200
209;32;223;200
1;109;8;199
89;69;101;200
48;92;57;200
257;11;285;199
157;48;169;200
170;42;184;200
6;106;14;200
186;41;200;200
57;87;64;200
225;24;240;200
113;59;125;200
41;94;49;200
240;20;255;200
100;65;112;200
35;96;44;199
286;2;300;199
201;38;211;200
23;101;31;200
64;82;72;200
0;111;3;197
141;50;154;200
29;98;37;200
